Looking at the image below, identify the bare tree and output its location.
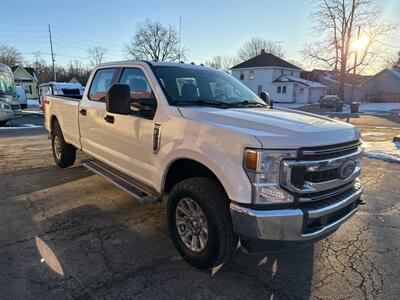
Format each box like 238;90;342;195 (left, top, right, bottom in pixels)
0;44;23;66
303;0;397;100
87;46;107;66
125;19;185;61
385;51;400;69
30;51;52;83
237;37;284;61
205;55;238;73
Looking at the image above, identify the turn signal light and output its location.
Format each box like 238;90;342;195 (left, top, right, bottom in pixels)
245;150;258;170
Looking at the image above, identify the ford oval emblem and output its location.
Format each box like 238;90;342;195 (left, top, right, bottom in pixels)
339;160;356;179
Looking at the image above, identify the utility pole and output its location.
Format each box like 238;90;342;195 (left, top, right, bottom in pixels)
178;16;182;62
350;26;361;103
48;24;56;81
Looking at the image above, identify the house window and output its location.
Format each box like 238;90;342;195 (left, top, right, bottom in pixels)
240;72;244;80
282;86;287;94
299;87;304;95
249;70;254;80
29;85;32;94
277;86;282;93
280;69;284;74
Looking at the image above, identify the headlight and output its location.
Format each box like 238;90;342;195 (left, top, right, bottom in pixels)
244;149;296;204
0;102;11;110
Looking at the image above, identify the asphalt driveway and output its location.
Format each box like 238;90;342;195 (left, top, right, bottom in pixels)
0;131;399;299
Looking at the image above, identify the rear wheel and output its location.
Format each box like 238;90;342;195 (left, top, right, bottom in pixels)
0;121;7;126
52;121;76;168
167;177;237;269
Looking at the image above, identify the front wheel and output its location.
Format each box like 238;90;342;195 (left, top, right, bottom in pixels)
167;177;237;269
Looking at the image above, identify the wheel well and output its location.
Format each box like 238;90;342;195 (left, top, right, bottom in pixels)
164;159;224;194
50;115;59;133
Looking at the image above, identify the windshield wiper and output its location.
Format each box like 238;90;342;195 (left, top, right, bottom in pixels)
175;99;233;108
229;100;268;108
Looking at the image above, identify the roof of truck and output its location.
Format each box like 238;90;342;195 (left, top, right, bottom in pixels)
98;60;212;70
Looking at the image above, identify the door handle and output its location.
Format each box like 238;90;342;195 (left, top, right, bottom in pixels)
104;115;114;124
79;108;87;116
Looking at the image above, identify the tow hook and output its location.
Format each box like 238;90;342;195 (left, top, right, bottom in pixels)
357;198;366;205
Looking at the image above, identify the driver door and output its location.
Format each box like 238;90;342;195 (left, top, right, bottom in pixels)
100;67;158;187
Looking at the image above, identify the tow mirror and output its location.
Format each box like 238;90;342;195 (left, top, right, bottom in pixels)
260;91;273;108
130;98;157;118
106;84;131;114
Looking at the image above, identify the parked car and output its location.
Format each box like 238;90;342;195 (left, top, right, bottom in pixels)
44;61;364;269
0;63;21;119
39;82;84;110
319;95;341;108
15;85;27;109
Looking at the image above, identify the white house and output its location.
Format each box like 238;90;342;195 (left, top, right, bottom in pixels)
231;50;327;103
361;68;400;102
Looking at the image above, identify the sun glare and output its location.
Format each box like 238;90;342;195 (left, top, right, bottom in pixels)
352;36;369;51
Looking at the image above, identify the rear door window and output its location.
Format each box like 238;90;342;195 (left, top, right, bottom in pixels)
88;68;117;101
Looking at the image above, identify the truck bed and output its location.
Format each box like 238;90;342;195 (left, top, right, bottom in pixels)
44;95;81;148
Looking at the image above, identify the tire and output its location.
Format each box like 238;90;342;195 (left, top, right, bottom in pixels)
52;121;76;168
167;177;237;269
0;121;7;126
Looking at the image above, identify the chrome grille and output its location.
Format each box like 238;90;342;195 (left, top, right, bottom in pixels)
281;140;363;202
298;140;361;160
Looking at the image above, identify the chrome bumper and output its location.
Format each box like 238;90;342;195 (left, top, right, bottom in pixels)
230;185;363;242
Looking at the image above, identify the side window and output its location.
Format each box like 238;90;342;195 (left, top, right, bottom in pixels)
119;68;154;99
88;68;116;101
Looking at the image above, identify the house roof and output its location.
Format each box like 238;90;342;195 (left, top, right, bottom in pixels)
11;65;38;81
272;74;327;88
361;68;400;86
231;52;301;70
302;69;372;85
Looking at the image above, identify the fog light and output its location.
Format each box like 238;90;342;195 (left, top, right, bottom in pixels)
259;186;287;202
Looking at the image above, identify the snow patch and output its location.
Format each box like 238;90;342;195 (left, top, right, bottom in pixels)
0;124;43;130
363;141;400;163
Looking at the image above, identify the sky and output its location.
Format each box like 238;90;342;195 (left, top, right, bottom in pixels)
0;0;399;74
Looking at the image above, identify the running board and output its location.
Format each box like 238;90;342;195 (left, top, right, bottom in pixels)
81;160;160;204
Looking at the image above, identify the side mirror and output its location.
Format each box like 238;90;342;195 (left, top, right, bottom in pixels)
106;84;131;114
260;91;269;103
260;91;273;108
130;98;157;118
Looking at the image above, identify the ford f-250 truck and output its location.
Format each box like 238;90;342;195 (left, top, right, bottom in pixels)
44;61;364;269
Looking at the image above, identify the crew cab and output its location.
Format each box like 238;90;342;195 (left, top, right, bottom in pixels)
44;61;364;269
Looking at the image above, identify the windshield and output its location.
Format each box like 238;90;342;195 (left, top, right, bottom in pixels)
0;71;15;95
152;66;266;108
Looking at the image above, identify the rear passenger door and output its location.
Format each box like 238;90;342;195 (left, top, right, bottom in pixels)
79;67;118;161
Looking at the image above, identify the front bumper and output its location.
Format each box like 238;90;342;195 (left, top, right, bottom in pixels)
231;183;363;252
0;110;14;121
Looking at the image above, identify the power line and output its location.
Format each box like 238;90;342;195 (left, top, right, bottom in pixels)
376;40;400;49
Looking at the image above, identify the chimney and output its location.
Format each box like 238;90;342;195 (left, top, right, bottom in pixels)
261;49;266;54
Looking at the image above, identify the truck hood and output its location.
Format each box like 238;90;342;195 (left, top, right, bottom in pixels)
178;106;360;148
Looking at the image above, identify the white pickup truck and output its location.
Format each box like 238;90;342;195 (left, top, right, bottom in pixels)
44;61;364;269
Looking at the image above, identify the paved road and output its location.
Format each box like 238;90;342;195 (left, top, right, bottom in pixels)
0;128;399;298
